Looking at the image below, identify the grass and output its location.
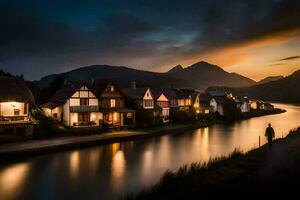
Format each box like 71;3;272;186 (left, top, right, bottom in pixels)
125;127;300;200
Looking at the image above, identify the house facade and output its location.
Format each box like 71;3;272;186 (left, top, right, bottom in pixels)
123;82;154;110
152;89;170;123
42;80;135;129
42;83;102;127
0;76;34;136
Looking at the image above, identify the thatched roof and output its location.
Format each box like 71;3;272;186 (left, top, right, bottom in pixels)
0;76;35;104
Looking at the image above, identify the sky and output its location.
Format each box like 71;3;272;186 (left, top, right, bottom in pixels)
1;0;300;81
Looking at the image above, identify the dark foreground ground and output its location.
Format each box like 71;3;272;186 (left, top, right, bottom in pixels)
125;127;300;200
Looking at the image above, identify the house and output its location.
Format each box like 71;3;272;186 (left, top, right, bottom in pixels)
123;82;154;110
0;76;35;136
235;97;250;113
42;82;102;127
42;79;135;129
198;93;211;114
156;88;192;111
240;97;250;113
92;79;135;128
261;102;274;111
152;89;170;123
209;91;227;116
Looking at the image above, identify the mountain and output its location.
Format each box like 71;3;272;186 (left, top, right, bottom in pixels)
36;61;256;90
167;61;256;89
36;65;189;89
167;65;183;74
208;70;300;103
258;76;284;84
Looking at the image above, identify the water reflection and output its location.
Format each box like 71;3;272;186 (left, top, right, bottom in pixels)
0;163;30;200
70;151;80;179
0;103;299;200
111;143;126;191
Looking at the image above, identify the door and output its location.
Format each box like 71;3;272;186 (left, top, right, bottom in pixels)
78;112;90;125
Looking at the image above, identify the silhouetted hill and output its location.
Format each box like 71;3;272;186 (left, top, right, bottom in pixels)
166;65;183;74
168;61;256;89
258;76;284;84
36;61;256;90
208;70;300;103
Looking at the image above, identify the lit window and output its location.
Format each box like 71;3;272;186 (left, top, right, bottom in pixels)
110;85;114;92
110;99;116;107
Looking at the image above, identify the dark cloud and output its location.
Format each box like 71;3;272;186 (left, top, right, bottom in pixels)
277;56;300;61
0;0;300;80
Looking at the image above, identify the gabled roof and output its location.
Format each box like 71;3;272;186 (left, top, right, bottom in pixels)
0;76;35;104
49;82;85;103
123;88;150;99
92;79;125;98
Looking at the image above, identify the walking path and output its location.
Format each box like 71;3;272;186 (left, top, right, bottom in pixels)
0;124;190;156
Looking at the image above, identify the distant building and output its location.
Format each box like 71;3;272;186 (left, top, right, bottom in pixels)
42;80;135;129
261;102;274;111
0;76;34;136
240;97;250;113
209;91;227;116
123;82;154;110
152;89;170;123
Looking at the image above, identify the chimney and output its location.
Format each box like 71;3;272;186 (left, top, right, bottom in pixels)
131;81;136;89
91;77;95;86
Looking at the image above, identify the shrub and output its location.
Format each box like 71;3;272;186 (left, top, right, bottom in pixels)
136;109;155;128
31;106;68;138
171;110;195;124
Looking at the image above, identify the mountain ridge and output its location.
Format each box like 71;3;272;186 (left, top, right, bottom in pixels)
35;61;256;90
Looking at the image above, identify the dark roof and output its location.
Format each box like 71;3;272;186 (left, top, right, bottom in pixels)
49;82;84;103
209;91;226;97
92;79;125;98
41;101;63;109
91;79;112;96
123;88;149;99
0;76;35;104
212;96;227;104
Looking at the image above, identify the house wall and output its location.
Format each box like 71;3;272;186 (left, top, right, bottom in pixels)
0;102;27;116
142;88;154;109
63;100;70;126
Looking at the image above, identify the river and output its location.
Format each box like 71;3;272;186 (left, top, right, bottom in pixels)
0;103;299;200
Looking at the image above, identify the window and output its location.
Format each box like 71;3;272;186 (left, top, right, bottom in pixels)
110;85;114;92
144;100;153;107
53;113;58;118
110;99;116;107
14;109;20;116
80;98;89;105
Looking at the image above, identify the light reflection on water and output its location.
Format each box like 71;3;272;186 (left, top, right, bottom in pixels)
0;103;299;200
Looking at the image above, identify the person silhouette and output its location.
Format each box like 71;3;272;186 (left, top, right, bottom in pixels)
265;123;275;149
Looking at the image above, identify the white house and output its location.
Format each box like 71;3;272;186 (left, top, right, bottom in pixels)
42;82;102;127
240;98;250;113
210;97;225;116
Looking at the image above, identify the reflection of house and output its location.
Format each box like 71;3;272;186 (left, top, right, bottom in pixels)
152;89;170;123
0;76;34;136
42;82;102;127
123;82;154;110
43;80;135;129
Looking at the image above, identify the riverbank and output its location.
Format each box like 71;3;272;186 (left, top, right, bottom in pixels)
126;127;300;200
0;121;213;160
0;108;285;159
